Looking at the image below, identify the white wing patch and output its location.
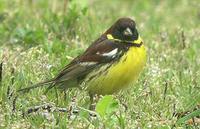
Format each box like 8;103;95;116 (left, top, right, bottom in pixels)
98;48;118;57
80;48;119;66
80;62;97;66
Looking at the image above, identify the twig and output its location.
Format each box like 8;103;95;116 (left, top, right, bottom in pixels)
23;103;98;117
172;103;176;117
7;68;15;100
174;104;200;118
23;103;70;116
11;67;15;85
0;61;2;83
12;95;18;112
77;106;98;117
163;81;168;101
7;85;14;100
25;103;55;115
181;30;186;49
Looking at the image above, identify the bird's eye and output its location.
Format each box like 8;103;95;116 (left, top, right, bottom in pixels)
123;27;133;36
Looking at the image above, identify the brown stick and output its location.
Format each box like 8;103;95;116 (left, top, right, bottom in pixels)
63;0;68;15
181;30;186;49
0;61;2;84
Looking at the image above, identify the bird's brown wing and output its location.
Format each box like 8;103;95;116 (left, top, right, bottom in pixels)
51;39;128;89
18;39;128;93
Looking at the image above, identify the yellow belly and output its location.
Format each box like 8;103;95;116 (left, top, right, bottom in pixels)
85;45;146;95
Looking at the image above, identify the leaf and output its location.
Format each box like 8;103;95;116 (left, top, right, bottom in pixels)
96;95;119;117
176;109;200;125
70;0;88;10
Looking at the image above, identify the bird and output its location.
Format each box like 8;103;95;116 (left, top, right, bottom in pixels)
18;17;146;107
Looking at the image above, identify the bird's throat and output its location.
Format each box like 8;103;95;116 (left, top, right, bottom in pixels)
106;34;143;47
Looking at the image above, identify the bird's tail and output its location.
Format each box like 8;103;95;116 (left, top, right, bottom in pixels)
17;79;55;93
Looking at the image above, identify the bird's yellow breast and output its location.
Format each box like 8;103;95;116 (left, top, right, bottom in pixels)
86;45;146;95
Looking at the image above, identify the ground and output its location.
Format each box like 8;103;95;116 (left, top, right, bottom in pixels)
0;0;200;128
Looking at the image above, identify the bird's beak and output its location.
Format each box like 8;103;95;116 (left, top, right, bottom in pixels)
123;27;133;36
133;36;143;44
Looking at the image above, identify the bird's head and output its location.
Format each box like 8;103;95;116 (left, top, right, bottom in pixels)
105;17;142;44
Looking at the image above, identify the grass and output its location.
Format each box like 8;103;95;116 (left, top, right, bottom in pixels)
0;0;200;128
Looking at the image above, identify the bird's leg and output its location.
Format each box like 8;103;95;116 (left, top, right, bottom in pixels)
89;94;99;111
89;94;95;111
116;95;128;111
64;91;67;101
67;95;79;119
89;94;100;117
55;88;58;104
119;99;128;111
